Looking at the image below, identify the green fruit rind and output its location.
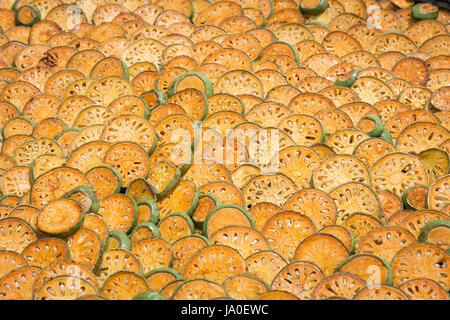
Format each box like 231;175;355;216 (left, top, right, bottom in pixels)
412;3;439;20
108;230;132;251
167;71;213;98
300;0;329;15
418;219;450;243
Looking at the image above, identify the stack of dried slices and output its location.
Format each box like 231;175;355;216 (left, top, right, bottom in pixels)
0;0;449;300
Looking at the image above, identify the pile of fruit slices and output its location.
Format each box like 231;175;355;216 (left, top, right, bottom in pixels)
0;0;449;300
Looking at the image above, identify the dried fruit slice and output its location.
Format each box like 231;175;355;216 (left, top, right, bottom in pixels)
157;179;198;219
31;167;90;208
369;152;428;197
132;237;172;274
22;237;70;268
312;155;370;193
294;233;349;276
34;275;97;300
158;212;194;244
36;199;84;238
402;185;428;210
171;234;210;273
399;209;449;239
338;253;392;285
101;271;149;300
0;250;27;278
171;278;226;300
145;267;181;292
412;3;438;20
97;193;137;234
96;249;142;287
357;226;416;263
312;272;366;300
182;245;246;284
418;219;450;253
399;278;449;300
106;230;131;251
0;218;36;253
65;227;102;271
0;266;40;300
102;142;150;187
354;284;409;300
215;69;264;98
300;0;328;15
86;165;122;201
130;221;160;244
391;243;449;290
418;148;449;184
223;273;269;300
210;225;269;258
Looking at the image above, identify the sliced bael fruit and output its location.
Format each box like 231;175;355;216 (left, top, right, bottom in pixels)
36;199;84;238
157;179;198;219
102;115;156;154
97;193;137;234
34;275;97;300
261;211;316;262
126;179;156;203
203;204;254;238
312;155;370;193
192;194;221;229
269;146;320;189
0;218;36;253
158;212;194;244
106;230;131;252
417;148;449;184
0;266;41;300
102;142;150;187
334;69;358;87
256;290;299;300
171;278;226;300
86;166;122;201
428;175;450;212
65;227;102;272
370;152;428;197
82;213;108;248
131;237;172;275
402;185;428;210
101;271;149;300
329;182;381;225
300;0;328;15
337;253;392;285
399;279;449;300
245;250;287;285
171;234;210;273
294;233;349;277
130;221;160;244
353;285;409;300
357;226;417;263
145;267;180;292
399;209;449;239
412;3;438;20
146;161;180;198
242;173;298;210
391;243;449;290
283;188;337;229
181;245;246;284
342;213;383;244
223;273;270;300
210;225;269;259
312;272;366;300
96;249;142;287
418;219;449;252
22;238;70;268
215;69;264;98
0;250;27;278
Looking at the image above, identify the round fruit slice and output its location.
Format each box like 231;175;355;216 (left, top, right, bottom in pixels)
65;227;102;271
96;249;142;287
210;225;269;259
97;193;137;234
182;245;246;284
337;253;392;285
86;166;122;201
329;182;381;224
34;275;97;300
171;235;210;273
37;199;84;238
418;148;449;184
275;112;323;146
0;217;37;254
158;212;194;244
294;233;349;277
203;204;254;238
245;250;287;285
399;210;449;239
157;179;198;219
399;278;449;300
283;189;337;229
0;250;27;278
171;278;226;300
403;185;428;210
131;237;172;275
312;272;366;300
391;243;449;290
370;152;428;197
130;221;160;244
312;155;370;193
101;271;149;300
215;69;264;98
354;285;409;300
101;115;157;154
22;238;70;268
0;266;40;300
412;3;438;20
261;211;317;262
300;0;328;15
146;161;180;198
223;273;269;300
102;142;150;187
418;219;450;252
106;230;131;252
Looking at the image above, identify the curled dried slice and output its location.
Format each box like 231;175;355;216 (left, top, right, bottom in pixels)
35;275;97;300
312;272;366;300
